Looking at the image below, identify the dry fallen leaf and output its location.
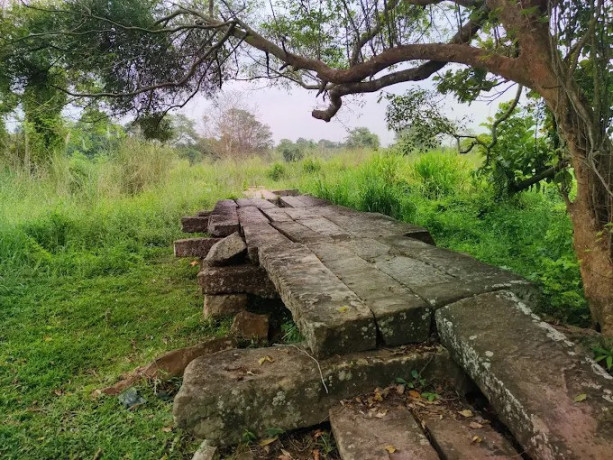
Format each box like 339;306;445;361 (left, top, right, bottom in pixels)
337;306;349;313
258;436;278;447
258;356;274;365
408;390;421;399
278;449;293;460
459;409;474;418
162;426;173;433
384;444;397;453
574;393;587;402
312;448;321;460
375;410;388;418
469;422;484;429
190;260;199;267
471;435;483;444
395;384;405;395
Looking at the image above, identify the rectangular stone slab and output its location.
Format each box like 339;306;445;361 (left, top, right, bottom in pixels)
236;206;269;225
174;238;221;258
173;345;451;445
241;222;291;264
259;207;294;222
330;405;438;460
198;264;278;299
181;216;209;233
259;243;376;358
235;198;277;209
417;412;520;459
207;200;239;236
307;241;431;346
436;290;613;460
279;195;311;208
319;206;434;243
271;221;328;243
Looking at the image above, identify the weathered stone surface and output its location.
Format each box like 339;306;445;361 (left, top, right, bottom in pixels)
436;290;613;459
203;294;248;318
259;242;376;358
173;345;450;445
272;189;299;196
182;216;210;233
236;206;270;225
279;195;309;208
174;238;222;258
295;217;349;239
259;207;294;223
330;404;438;460
308;241;431;346
198;265;278;299
230;311;269;341
207;200;239;237
192;440;219;460
271;221;327;243
241;222;291;264
243;187;280;202
418;412;519;459
278;194;329;208
236;198;276;209
197;210;212;217
203;232;247;267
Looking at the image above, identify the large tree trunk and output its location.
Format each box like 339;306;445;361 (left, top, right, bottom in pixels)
546;91;613;336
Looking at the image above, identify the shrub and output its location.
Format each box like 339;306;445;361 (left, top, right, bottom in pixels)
267;162;286;181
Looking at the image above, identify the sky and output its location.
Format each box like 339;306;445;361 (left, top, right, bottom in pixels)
179;77;519;147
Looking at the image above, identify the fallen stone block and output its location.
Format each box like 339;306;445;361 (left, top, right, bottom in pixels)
436;290;613;459
236;198;277;209
230;311;269;341
207;200;239;237
99;337;235;395
198;265;278;299
197;210;211;217
181;216;210;233
330;404;438;460
203;232;247;267
203;294;248;319
174;238;222;258
173;345;450;445
259;242;377;358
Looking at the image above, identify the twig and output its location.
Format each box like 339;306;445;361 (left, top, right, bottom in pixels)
290;345;329;394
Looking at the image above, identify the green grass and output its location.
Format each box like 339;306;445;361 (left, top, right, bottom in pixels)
0;142;589;458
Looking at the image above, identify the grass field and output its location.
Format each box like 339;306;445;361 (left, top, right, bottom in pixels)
0;141;589;458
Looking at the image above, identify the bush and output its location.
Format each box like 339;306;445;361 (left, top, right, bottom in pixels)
302;157;321;173
267;162;286;181
411;152;467;198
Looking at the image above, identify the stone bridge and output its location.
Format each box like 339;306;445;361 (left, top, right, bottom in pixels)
172;190;613;459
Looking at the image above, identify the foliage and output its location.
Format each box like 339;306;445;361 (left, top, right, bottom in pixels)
593;341;613;373
278;139;305;162
345;127;380;150
385;89;459;154
267;162;286;181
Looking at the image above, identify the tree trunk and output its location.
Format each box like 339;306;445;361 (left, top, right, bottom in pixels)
548;94;613;336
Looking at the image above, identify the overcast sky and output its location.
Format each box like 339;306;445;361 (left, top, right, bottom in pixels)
180;77;519;147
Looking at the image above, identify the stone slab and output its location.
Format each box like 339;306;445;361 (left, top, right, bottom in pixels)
207;200;239;237
173;345;450;445
203;232;247;267
230;311;269;341
307;241;431;346
436;290;613;459
198;265;278;299
418;412;519;459
294;217;349;239
192;440;219;460
241;222;291;264
236;198;276;209
181;216;210;233
174;238;222;258
279;195;310;208
330;404;438;460
319;206;434;243
203;294;248;319
258;207;294;223
271;221;328;243
258;242;376;358
196;210;212;217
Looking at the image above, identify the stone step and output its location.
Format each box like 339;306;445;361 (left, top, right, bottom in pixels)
173;344;453;445
174;238;222;258
181;216;210;233
235;197;277;209
241;222;291;264
198;264;278;299
207;200;239;237
307;240;432;346
258;242;377;358
329;404;438;460
436;290;613;459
